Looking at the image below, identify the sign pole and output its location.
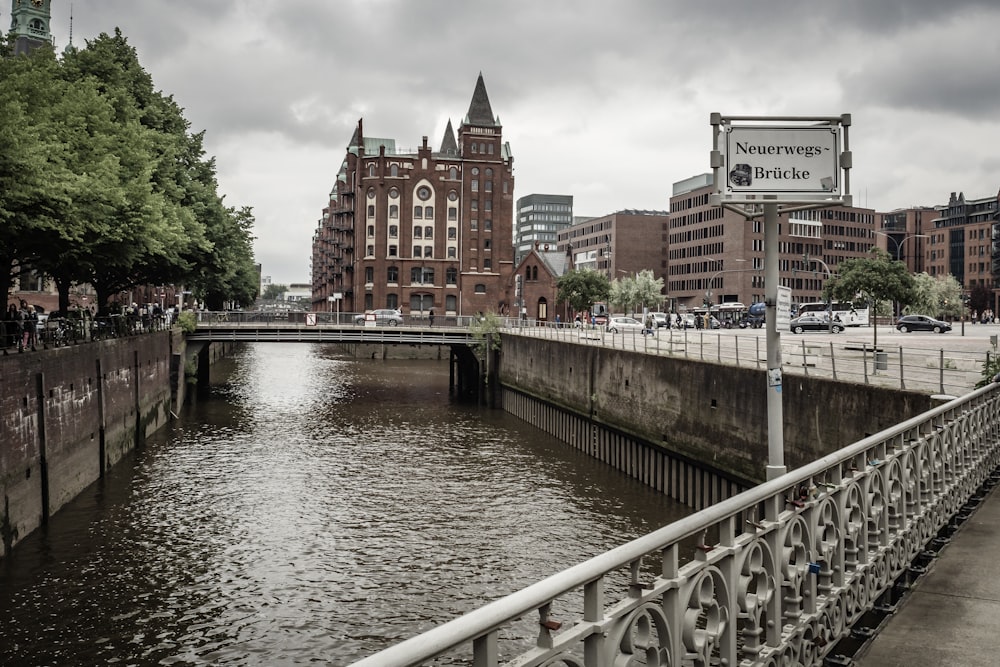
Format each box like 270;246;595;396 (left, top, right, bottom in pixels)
764;199;787;480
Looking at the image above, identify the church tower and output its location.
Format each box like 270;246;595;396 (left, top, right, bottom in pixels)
10;0;53;56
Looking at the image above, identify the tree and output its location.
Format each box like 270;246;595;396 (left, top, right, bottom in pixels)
907;273;963;320
967;283;992;320
610;270;664;315
262;283;288;301
556;269;610;315
824;248;915;352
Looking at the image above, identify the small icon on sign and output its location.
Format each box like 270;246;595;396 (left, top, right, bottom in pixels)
730;163;752;186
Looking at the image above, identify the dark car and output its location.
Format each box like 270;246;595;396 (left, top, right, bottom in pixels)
896;314;951;334
789;315;843;334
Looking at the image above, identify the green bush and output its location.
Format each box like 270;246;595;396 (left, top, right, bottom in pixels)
975;352;1000;389
176;311;197;334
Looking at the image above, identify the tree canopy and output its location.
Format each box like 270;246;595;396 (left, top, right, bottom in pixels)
556;269;611;315
0;32;258;313
609;270;664;315
824;248;915;350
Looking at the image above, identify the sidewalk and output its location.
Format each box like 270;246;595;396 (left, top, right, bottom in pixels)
854;474;1000;666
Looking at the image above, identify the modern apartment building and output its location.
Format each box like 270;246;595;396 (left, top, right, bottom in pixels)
925;192;998;292
668;173;878;311
514;194;573;265
311;74;515;319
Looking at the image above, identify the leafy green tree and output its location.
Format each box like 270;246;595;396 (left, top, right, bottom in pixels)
611;270;664;315
824;248;915;351
262;283;288;301
907;273;963;319
556;269;610;315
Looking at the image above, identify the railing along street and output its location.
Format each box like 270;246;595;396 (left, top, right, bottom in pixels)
353;382;1000;666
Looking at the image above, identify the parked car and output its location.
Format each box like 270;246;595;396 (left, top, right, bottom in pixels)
896;314;951;334
789;315;844;334
354;309;404;326
605;316;645;334
649;312;670;328
679;314;696;329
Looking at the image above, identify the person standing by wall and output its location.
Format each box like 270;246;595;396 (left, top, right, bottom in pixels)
428;306;435;327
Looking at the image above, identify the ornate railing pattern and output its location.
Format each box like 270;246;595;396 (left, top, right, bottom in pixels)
353;383;1000;666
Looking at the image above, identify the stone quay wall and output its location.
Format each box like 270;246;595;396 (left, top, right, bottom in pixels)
1;331;179;558
498;335;936;498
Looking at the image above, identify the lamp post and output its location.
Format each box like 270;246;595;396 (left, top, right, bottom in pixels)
874;231;929;264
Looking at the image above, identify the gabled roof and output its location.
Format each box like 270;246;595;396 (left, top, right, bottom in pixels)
537;251;571;278
438;119;459;156
464;72;498;127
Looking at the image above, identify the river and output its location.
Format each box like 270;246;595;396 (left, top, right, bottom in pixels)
0;343;689;665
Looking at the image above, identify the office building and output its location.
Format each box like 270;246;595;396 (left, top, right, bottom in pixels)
514;194;573;265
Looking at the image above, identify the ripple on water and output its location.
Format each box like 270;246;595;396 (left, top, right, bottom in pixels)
0;344;689;665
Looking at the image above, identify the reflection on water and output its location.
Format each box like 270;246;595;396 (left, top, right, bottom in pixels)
0;344;689;665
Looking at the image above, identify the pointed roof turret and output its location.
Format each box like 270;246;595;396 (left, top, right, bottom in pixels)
439;119;459;155
464;72;498;127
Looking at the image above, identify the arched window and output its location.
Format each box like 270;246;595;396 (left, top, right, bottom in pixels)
390;165;399;177
387;267;398;283
424;246;433;258
449;167;458;179
413;227;422;239
424;206;433;219
389;205;398;219
424;226;433;239
475;283;487;293
368;165;375;177
532;266;538;281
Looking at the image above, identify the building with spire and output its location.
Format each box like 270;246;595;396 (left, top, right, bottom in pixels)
9;0;53;55
312;74;515;320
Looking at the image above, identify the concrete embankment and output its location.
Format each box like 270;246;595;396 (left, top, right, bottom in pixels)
499;335;937;495
1;331;186;558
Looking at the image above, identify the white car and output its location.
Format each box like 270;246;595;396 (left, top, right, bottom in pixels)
649;312;670;328
605;316;646;334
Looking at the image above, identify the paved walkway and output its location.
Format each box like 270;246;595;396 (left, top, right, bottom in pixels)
854;474;1000;666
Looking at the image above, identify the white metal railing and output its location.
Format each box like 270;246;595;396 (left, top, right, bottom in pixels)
353;384;1000;666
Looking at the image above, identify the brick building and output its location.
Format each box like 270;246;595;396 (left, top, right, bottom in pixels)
312;74;515;320
668;173;878;312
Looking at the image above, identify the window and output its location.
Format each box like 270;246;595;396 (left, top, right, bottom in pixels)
446;268;457;284
389;225;398;238
475;283;486;293
532;266;538;280
365;267;374;283
423;269;434;284
448;207;457;221
471;219;478;231
449;167;458;179
414;227;423;239
367;188;375;199
416;186;432;201
471;143;477;153
424;206;433;219
411;267;422;283
485;200;492;211
387;267;398;283
424;246;433;258
471;200;478;211
424;226;433;239
367;225;375;237
368;166;375;177
484;180;492;192
414;206;422;219
484;259;492;270
485;168;493;177
472;168;479;175
367;205;375;217
389;205;398;219
448;227;457;239
413;246;422;258
484;219;492;231
389;187;399;198
472;180;479;192
448;190;458;201
447;247;456;258
446;295;457;311
484;239;491;250
366;244;375;256
386;293;398;309
388;244;397;257
390;165;399;178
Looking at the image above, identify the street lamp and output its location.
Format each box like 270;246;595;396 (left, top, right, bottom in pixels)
874;231;929;263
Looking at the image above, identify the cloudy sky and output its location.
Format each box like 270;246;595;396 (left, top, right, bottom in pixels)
32;0;1000;286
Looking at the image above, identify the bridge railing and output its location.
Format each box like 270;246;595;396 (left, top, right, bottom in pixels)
353;383;1000;666
505;320;997;397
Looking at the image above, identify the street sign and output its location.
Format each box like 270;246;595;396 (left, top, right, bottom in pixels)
710;114;851;205
305;313;317;326
776;286;792;332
